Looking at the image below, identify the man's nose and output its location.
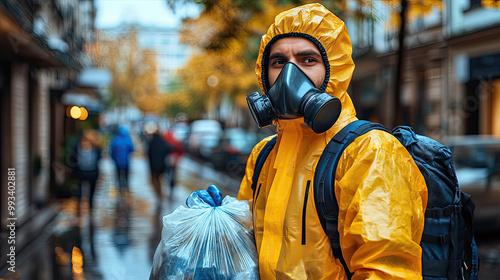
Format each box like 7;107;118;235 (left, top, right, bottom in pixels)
288;57;300;65
279;60;301;73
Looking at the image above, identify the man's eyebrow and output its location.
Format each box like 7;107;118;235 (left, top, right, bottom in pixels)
269;52;287;60
296;50;321;57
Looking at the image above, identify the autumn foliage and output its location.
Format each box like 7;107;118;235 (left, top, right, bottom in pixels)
169;0;328;117
168;0;447;118
87;1;447;117
87;28;193;113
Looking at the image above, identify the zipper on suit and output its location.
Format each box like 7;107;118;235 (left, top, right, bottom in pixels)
255;183;262;201
302;180;311;245
253;183;262;212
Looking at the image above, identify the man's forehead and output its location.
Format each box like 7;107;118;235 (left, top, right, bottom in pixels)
269;36;320;54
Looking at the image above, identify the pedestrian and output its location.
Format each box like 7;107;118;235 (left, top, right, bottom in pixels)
162;128;184;194
191;4;428;279
68;129;103;214
147;124;173;200
109;126;134;193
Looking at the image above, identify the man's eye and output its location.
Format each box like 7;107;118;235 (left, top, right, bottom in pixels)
271;60;285;66
303;58;317;64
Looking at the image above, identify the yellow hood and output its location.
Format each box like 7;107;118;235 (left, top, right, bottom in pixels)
255;2;357;132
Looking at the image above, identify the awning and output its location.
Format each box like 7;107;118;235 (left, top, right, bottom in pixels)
76;68;112;88
61;90;104;113
0;5;79;68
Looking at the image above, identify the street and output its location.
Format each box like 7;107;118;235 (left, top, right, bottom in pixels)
1;151;241;280
2;149;500;279
91;153;241;280
86;153;240;279
2;1;500;279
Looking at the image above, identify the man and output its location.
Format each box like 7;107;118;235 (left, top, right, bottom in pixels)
196;3;428;279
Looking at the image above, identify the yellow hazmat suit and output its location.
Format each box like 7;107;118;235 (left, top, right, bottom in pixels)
237;3;428;280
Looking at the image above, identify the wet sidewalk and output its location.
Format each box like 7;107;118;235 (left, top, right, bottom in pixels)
3;148;500;279
46;153;241;280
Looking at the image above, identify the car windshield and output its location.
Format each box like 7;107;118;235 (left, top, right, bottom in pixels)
222;129;256;152
447;135;500;188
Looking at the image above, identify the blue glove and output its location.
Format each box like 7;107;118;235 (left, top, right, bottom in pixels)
186;185;222;207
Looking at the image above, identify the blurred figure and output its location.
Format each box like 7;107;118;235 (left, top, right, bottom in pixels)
109;126;135;193
146;123;173;200
68;129;103;214
162;129;184;194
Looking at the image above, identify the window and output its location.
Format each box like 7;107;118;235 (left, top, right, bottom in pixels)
468;0;483;10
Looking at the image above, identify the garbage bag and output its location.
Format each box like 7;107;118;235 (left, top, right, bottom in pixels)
150;195;259;280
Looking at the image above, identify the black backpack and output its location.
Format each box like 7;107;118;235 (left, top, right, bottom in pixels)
251;120;479;280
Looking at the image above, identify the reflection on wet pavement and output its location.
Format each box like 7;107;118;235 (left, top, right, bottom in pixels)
47;154;239;280
26;152;500;279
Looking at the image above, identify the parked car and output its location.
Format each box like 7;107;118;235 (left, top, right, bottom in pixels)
447;135;500;188
446;135;500;233
170;121;190;145
211;128;258;177
186;119;223;159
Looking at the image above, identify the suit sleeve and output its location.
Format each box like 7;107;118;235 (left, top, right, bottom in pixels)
336;130;428;280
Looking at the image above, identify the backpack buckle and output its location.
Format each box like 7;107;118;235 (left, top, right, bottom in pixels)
439;235;446;244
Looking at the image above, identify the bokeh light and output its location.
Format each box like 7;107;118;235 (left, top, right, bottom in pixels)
78;107;88;120
69;106;82;119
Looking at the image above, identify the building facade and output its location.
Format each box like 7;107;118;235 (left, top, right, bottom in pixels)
345;0;500;141
446;0;500;136
0;0;96;278
135;26;192;91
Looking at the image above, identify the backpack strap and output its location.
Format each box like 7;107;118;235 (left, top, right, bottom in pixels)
251;135;278;193
314;120;389;279
460;191;478;280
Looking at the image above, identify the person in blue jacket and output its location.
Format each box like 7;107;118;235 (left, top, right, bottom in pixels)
110;126;135;192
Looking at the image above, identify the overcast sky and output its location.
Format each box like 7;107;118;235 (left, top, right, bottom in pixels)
95;0;200;29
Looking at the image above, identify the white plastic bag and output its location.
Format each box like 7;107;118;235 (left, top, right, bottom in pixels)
150;195;259;280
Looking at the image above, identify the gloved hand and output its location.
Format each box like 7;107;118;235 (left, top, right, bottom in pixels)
186;185;222;208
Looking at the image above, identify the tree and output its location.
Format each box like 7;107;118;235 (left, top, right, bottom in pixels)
166;0;346;118
378;0;443;126
342;1;442;126
167;0;444;123
481;0;500;9
394;0;408;126
87;28;167;113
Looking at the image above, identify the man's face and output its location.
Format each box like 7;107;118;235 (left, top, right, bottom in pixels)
268;36;326;89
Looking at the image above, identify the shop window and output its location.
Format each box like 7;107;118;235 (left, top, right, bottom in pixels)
466;0;483;11
486;79;500;135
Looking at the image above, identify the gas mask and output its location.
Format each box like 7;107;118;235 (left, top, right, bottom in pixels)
246;62;341;134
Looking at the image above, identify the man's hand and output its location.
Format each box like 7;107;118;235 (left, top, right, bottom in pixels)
186;185;222;207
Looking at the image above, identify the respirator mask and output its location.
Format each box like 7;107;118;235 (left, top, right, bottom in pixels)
246;62;341;134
